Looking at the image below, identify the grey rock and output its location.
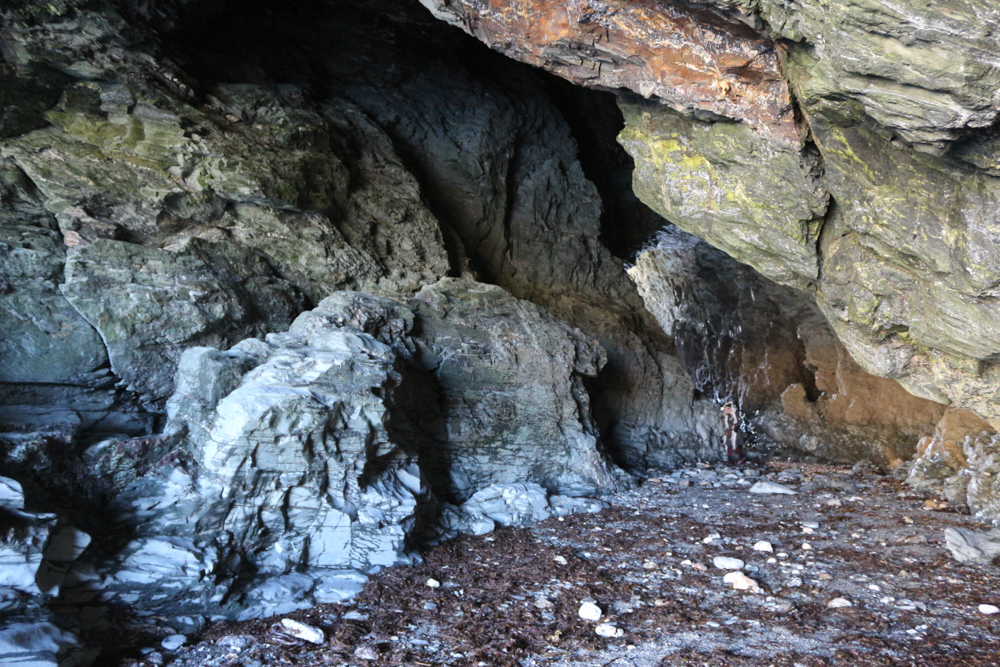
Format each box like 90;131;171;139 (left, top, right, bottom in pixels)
461;483;551;528
749;481;798;495
60;238;305;407
311;281;625;500
548;495;609;517
963;434;1000;523
713;557;745;570
944;527;1000;565
273;619;324;645
0;622;78;667
160;635;186;651
942;474;971;511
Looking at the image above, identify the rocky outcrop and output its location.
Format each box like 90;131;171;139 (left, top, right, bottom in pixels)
419;0;799;144
620;104;827;289
92;279;621;619
628;226;946;464
423;0;1000;435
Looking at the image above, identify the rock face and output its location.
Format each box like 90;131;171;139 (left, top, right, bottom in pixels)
620;105;828;290
420;0;799;144
102;280;621;617
426;0;1000;439
628;227;946;464
722;0;1000;152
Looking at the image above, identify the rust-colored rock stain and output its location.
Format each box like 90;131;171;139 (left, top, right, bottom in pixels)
425;0;799;145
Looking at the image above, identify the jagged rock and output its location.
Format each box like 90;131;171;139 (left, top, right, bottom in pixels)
944;527;1000;565
302;281;625;500
60;238;305;407
621;105;828;289
420;0;799;144
904;412;999;521
99;279;625;617
964;434;1000;524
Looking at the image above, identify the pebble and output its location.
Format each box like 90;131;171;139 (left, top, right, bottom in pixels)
723;571;760;592
160;635;186;651
553;556;568;565
215;635;255;651
979;604;1000;615
579;602;603;621
354;645;379;661
827;598;853;609
595;623;624;638
534;598;552;609
713;556;745;570
753;541;773;552
801;542;813;550
278;619;325;645
749;481;797;495
426;578;441;588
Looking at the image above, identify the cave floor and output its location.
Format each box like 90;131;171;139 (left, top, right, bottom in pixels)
120;462;1000;667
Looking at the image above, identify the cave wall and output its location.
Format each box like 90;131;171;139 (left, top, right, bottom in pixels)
421;0;1000;432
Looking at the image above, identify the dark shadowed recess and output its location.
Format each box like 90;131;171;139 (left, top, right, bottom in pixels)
122;0;671;267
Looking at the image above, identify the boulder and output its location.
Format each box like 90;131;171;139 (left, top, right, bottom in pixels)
944;527;1000;565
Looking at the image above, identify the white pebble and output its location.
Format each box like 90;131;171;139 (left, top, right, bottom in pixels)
827;598;852;609
723;571;760;592
553;556;568;565
279;619;325;645
713;556;745;570
979;604;1000;615
753;541;773;552
801;542;813;550
579;602;603;621
160;635;186;651
595;623;624;638
425;578;441;588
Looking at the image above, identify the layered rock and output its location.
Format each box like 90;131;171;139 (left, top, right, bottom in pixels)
419;0;799;144
95;280;621;618
629;227;945;464
722;0;1000;152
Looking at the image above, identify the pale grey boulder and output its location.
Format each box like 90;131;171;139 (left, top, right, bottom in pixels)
306;279;626;501
944;527;1000;565
0;622;79;667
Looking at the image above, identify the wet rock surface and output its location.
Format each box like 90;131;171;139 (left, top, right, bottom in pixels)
111;462;1000;667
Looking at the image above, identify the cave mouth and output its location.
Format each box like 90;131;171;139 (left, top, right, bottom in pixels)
4;1;998;665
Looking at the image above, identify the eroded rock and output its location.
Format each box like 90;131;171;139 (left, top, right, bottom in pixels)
420;0;799;144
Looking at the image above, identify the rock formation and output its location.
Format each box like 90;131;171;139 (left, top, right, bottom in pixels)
4;0;1000;662
430;0;1000;433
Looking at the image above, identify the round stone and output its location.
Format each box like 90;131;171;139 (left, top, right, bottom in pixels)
578;602;602;621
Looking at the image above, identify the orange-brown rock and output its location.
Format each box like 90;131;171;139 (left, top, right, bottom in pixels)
916;408;995;472
420;0;799;145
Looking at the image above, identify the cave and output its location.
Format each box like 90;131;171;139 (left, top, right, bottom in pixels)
1;1;1000;665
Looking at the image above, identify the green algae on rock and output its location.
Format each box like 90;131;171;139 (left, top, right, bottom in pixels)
618;102;828;290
